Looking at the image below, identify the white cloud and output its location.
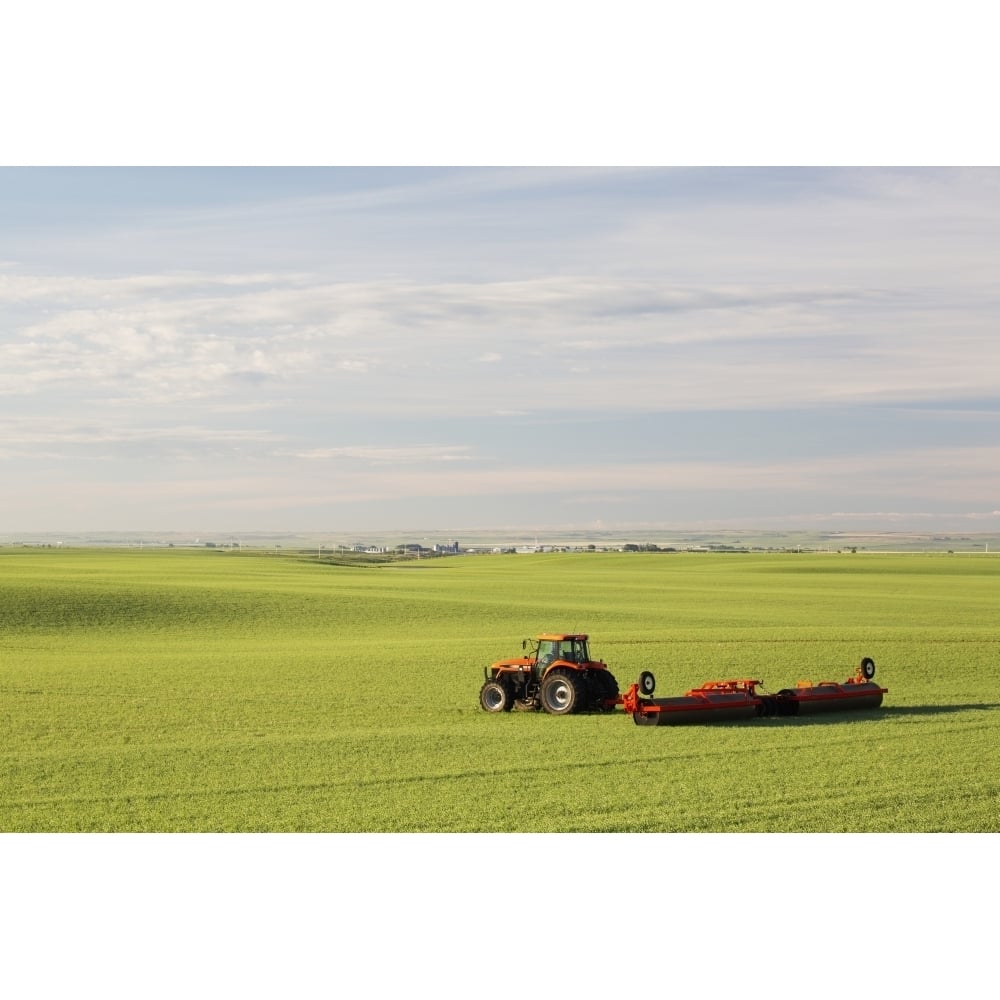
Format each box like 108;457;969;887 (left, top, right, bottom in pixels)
288;445;472;464
0;428;282;465
6;269;998;416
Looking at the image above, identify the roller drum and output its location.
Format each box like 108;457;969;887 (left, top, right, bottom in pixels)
777;682;885;716
632;693;759;726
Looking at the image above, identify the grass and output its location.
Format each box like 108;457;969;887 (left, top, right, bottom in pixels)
2;547;998;831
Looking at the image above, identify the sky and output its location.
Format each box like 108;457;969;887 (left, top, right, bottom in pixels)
2;165;1000;535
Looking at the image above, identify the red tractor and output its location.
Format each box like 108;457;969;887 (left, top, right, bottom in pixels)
479;633;620;715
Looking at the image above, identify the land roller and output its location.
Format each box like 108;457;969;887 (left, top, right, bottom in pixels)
479;633;887;724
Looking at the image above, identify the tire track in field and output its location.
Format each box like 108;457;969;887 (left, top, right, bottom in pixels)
1;715;953;813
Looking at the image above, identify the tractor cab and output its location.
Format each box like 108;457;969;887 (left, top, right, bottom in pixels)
534;634;590;675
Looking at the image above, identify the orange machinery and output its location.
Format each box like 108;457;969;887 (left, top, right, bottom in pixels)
622;658;887;726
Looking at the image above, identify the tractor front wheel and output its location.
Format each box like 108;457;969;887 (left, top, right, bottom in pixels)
480;679;513;712
540;670;582;715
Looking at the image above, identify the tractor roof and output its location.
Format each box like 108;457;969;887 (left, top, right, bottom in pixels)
536;633;588;641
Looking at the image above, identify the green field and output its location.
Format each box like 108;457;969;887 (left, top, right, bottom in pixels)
2;547;998;831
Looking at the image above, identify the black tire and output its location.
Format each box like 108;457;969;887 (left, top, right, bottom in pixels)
638;671;656;696
775;690;798;716
540;669;583;715
590;669;620;710
860;657;876;680
480;679;513;713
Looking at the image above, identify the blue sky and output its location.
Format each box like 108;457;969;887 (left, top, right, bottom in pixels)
3;166;1000;534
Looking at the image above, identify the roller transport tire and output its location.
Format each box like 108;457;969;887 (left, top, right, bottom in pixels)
480;679;513;713
860;657;876;680
540;669;583;715
639;671;656;696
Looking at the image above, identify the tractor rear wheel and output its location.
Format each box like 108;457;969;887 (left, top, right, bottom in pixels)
591;669;620;710
540;669;583;715
480;679;513;713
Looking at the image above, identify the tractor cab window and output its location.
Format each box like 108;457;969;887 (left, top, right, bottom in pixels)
536;638;589;672
537;640;559;668
555;639;588;663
